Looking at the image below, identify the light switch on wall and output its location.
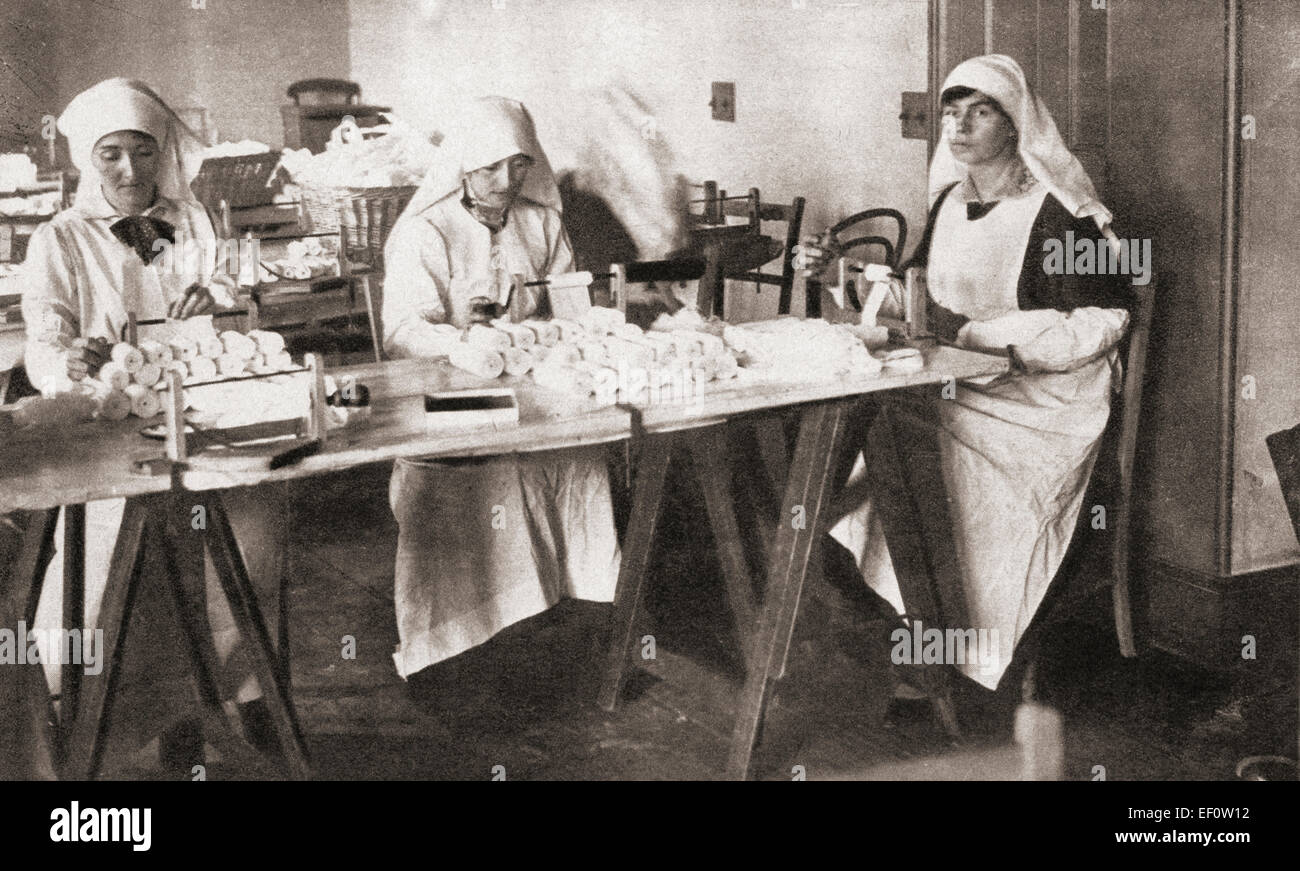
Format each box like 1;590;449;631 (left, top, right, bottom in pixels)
711;82;735;122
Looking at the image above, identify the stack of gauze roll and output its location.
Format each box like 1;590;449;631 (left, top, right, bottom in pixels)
528;307;740;403
719;317;882;381
83;326;294;420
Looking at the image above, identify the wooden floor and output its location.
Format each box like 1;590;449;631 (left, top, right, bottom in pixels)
81;463;1296;781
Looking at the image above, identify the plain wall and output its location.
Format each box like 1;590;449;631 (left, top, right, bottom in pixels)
348;0;932;321
44;0;351;149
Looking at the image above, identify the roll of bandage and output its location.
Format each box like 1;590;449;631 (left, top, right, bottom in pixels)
247;329;286;357
666;331;704;358
577;341;608;366
692;356;719;382
248;352;267;371
167;335;198;362
284;263;312;281
154;361;188;390
546;270;594;289
198;334;224;359
466;324;512;355
220;330;257;360
269;351;294;370
711;352;739;380
612;322;644;340
492;321;536;350
631;334;676;363
137;339;173;365
532;361;595;395
503;347;534;377
96;389;131;421
549;318;584;341
603;337;653;368
187;356;218;382
110;342;143;374
133;362;162;388
695;332;726;357
544;343;581;366
521;319;560;347
217;353;246;377
124;383;160;418
579;306;625;336
97;361;130;392
449;342;505;379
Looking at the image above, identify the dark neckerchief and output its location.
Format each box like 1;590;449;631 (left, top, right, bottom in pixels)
966;201;999;220
109;215;176;264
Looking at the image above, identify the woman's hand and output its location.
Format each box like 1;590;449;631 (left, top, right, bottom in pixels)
167;283;217;319
66;336;111;381
791;231;841;277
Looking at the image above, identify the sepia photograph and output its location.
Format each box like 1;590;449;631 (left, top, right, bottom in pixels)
0;0;1296;817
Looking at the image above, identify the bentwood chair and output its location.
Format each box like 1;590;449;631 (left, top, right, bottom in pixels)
824;208;908;316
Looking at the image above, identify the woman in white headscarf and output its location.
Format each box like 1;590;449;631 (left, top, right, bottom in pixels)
824;55;1137;694
382;96;620;695
20;78;286;770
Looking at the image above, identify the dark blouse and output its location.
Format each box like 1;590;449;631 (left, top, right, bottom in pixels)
906;182;1137;341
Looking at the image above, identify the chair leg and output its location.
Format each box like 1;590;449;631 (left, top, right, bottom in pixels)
358;275;383;363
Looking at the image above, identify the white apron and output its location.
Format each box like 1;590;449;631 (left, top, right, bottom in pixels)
382;196;620;678
830;189;1126;689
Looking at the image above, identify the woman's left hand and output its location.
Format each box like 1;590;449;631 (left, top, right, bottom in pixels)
168;283;217;319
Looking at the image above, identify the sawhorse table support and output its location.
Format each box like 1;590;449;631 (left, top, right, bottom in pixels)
13;490;310;780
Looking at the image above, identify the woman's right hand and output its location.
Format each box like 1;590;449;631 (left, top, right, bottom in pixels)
66;336;111;381
791;232;841;277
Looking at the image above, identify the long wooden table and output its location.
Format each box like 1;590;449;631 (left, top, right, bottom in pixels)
1;346;1008;779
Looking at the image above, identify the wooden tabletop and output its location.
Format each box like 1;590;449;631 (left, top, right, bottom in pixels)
0;346;1008;512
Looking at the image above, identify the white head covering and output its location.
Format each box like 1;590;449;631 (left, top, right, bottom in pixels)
404;96;561;219
929;54;1113;232
58;78;205;210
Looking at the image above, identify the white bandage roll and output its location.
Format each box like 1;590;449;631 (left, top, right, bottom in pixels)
110;342;143;374
612;322;644;339
96;361;130;392
602;337;654;369
449;343;505;379
543;343;581;366
629;334;676;363
491;321;536;351
532;361;595;395
167;335;198;362
465;325;512;355
666;331;704;358
269;351;294;370
691;356;719;382
521;320;560;347
248;352;267;371
579;306;625;336
546;270;594;289
220;330;258;360
124;383;160;418
198;335;225;360
217;353;246;377
549;318;584;341
137;339;173;365
133;362;162;388
695;332;726;356
187;356;218;382
96;389;131;421
711;352;739;380
247;329;286;357
577;341;608;366
502;347;534;377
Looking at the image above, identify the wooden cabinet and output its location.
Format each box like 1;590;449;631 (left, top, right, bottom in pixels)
929;0;1299;669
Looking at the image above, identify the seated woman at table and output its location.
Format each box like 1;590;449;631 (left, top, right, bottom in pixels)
21;78;287;767
381;96;620;700
802;55;1137;696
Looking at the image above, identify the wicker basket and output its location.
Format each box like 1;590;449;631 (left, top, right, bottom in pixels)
299;182;416;235
191;151;284;210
